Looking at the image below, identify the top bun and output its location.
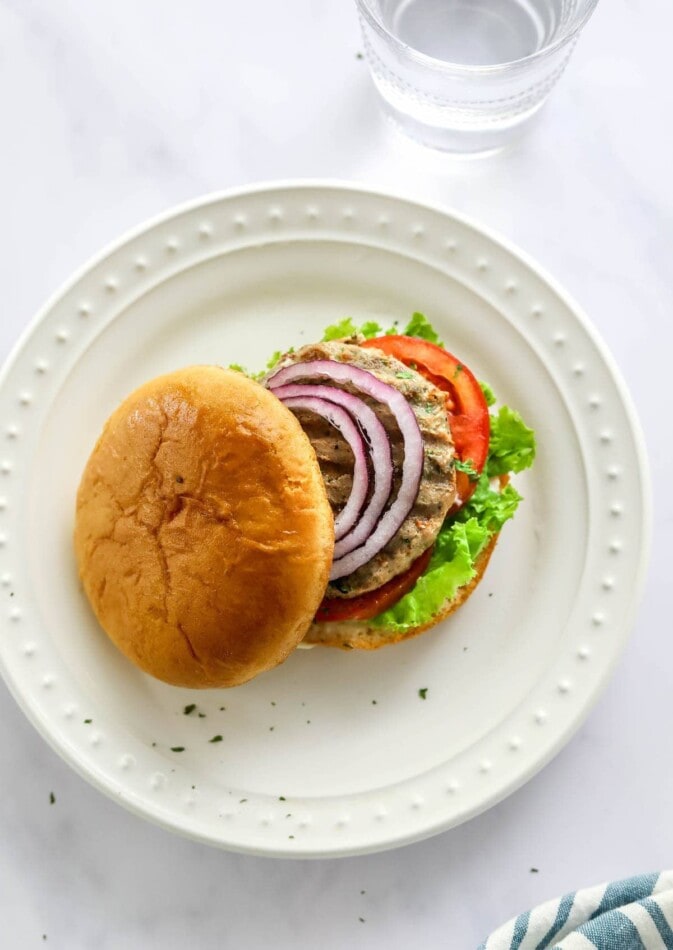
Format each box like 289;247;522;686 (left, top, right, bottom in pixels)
74;366;334;688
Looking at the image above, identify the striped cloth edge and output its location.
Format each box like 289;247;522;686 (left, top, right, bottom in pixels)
479;871;673;949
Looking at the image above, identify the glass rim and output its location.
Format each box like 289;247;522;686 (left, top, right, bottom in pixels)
354;0;600;74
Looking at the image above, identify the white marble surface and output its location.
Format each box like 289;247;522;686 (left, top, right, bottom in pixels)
0;1;671;947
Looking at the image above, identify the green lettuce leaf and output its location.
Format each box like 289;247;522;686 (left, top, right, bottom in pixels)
455;473;522;533
486;406;536;476
479;380;496;407
322;318;358;341
371;519;487;633
321;318;384;341
251;348;295;381
360;321;384;339
402;312;443;345
370;475;522;634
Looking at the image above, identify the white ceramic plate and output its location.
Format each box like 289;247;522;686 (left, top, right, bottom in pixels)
0;183;649;857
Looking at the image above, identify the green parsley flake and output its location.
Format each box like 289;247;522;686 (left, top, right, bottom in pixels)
170;746;185;753
183;704;196;716
209;735;223;743
418;688;428;700
454;458;480;482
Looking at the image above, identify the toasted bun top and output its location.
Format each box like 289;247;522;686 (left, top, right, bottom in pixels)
74;366;334;688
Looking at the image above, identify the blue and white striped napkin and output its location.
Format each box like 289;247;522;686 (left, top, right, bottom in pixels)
480;871;673;949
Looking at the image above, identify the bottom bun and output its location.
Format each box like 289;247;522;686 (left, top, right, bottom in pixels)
303;533;499;650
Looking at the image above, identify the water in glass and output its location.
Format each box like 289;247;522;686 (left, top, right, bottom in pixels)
380;0;573;67
357;0;598;152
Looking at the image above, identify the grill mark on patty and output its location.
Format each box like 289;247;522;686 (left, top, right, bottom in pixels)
272;339;456;597
291;410;355;509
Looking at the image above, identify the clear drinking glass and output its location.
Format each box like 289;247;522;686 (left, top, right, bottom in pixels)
355;0;599;153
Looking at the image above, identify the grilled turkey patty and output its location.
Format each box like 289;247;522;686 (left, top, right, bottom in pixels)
274;339;456;598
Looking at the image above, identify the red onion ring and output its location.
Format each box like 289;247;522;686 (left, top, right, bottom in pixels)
272;383;393;552
279;395;369;541
267;360;424;580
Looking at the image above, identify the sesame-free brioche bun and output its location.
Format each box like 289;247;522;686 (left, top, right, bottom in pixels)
74;366;334;688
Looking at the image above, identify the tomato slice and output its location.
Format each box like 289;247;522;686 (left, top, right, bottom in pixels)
361;335;489;507
315;546;433;623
